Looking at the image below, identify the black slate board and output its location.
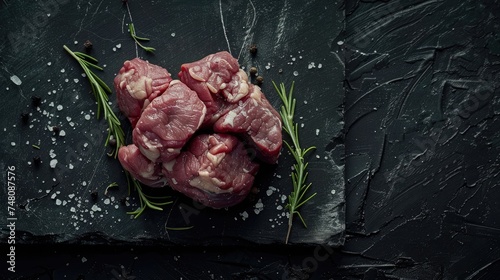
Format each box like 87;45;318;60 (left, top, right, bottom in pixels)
0;0;344;247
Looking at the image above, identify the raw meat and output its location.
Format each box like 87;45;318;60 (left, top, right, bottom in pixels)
133;80;206;162
114;52;282;208
162;133;259;208
118;144;166;188
180;52;282;164
114;58;172;127
214;84;282;164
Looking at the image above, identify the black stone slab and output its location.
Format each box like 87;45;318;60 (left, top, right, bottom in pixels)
0;0;344;247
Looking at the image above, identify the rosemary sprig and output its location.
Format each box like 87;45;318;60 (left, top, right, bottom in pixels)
125;171;173;218
64;44;172;218
63;45;125;158
273;81;317;244
128;23;156;53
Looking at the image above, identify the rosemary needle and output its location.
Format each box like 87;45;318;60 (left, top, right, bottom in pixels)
128;23;156;53
273;81;317;244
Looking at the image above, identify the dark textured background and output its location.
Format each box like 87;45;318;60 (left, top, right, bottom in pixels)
2;0;500;279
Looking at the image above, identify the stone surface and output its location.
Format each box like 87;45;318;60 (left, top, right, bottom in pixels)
0;0;344;248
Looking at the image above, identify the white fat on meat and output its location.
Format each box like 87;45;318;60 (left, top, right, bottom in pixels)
163;159;176;172
123;74;153;100
221;111;237;127
189;170;232;194
138;135;161;161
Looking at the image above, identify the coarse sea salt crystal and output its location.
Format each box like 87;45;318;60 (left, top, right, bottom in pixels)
10;75;22;85
240;211;249;221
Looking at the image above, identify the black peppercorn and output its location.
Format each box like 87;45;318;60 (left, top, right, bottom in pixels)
33;156;41;165
249;67;258;76
52;126;60;135
255;76;264;85
84;40;93;50
108;138;117;147
31;96;42;107
21;112;29;123
91;191;98;201
249;44;258;55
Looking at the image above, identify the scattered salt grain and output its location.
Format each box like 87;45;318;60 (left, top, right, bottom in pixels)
331;189;336;195
59;130;66;137
51;193;57;199
49;159;58;168
171;32;176;37
116;44;121;49
69;164;74;169
56;199;62;206
47;62;52;66
337;40;344;45
240;211;249;221
73;78;79;83
91;204;101;212
57;105;63;111
104;198;110;205
60;68;65;73
10;75;22;85
318;63;323;68
81;257;87;263
316;129;320;136
74;41;78;45
10;142;16;147
293;71;299;76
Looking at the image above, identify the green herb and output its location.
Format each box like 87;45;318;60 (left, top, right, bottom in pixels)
63;45;125;158
128;23;156;53
32;144;40;150
104;182;118;196
165;226;194;231
273;81;317;244
125;171;173;218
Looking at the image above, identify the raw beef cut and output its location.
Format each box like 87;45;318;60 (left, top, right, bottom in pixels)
114;52;282;208
114;58;172;127
133;80;206;162
118;144;166;188
162;133;259;208
214;84;282;164
179;52;282;164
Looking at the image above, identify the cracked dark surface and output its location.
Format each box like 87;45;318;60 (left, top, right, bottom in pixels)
2;0;500;279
